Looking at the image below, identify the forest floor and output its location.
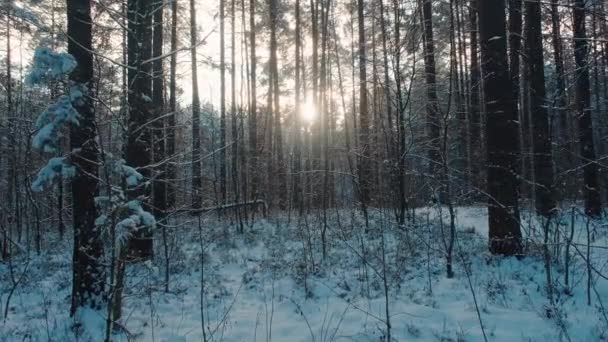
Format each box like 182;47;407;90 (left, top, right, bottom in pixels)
1;206;608;341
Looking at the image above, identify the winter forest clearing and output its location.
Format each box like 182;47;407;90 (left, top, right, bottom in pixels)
2;0;608;340
1;208;608;341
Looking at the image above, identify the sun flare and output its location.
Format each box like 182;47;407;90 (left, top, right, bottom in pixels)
301;97;317;123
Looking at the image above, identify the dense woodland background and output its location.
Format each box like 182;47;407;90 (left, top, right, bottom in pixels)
1;0;608;340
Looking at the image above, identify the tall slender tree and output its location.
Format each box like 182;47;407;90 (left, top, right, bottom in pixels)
508;0;522;110
249;0;259;201
152;0;167;219
269;0;287;208
573;0;602;217
550;0;567;135
393;0;407;223
167;0;178;207
358;0;371;206
509;0;527;199
67;0;105;314
357;0;371;205
479;0;522;255
525;0;555;216
126;0;154;258
231;0;243;231
265;4;275;205
550;0;570;200
420;0;441;177
220;0;227;206
469;0;482;191
310;0;321;206
191;0;203;209
292;0;303;211
3;0;14;260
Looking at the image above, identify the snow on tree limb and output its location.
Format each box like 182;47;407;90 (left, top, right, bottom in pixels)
27;47;76;86
31;157;76;192
32;95;80;153
115;201;156;247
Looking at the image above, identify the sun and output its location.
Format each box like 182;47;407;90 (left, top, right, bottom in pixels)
301;97;317;123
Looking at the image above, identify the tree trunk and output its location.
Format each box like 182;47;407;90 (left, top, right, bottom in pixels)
249;0;259;201
310;0;321;207
380;0;393;145
509;0;529;201
67;0;105;314
358;0;371;205
3;2;13;260
421;0;441;177
231;0;243;231
269;0;287;209
393;0;407;223
220;0;227;206
573;0;602;217
240;0;250;220
167;0;178;208
292;0;303;211
449;0;466;181
550;0;570;201
508;0;522;111
380;0;397;211
454;0;469;183
265;40;274;206
126;0;154;259
479;0;522;255
191;0;203;209
525;0;556;217
469;0;482;194
152;0;167;219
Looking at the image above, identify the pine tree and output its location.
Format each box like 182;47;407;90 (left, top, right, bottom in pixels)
220;0;227;206
525;0;555;216
191;0;203;209
468;0;482;192
167;0;178;208
67;0;105;314
152;0;167;219
573;0;602;217
292;0;303;211
126;0;154;259
420;0;441;177
479;0;522;255
358;0;371;206
249;0;259;201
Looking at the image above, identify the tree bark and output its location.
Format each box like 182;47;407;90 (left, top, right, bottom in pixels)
393;0;407;223
421;0;441;176
550;0;570;201
152;0;167;219
525;0;556;217
231;0;243;231
469;0;482;193
479;0;522;255
3;2;13;260
126;0;154;259
292;0;303;211
358;0;371;205
269;0;287;209
249;0;259;201
67;0;105;314
508;0;522;109
220;0;227;206
191;0;203;209
167;0;178;207
573;0;602;217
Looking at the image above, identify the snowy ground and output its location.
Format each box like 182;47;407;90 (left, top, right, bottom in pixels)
1;206;607;341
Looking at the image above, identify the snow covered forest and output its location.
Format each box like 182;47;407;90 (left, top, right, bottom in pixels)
1;0;608;340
